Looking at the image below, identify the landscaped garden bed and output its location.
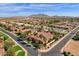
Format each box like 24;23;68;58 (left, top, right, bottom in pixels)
0;31;27;56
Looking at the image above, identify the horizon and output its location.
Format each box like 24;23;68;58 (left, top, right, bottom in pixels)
0;3;79;17
0;14;77;18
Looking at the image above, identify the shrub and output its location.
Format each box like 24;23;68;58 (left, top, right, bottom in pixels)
72;34;79;40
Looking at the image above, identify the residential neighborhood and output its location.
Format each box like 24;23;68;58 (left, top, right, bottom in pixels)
0;14;79;56
0;3;79;56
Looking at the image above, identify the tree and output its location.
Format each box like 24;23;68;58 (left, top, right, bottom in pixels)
72;34;79;40
62;51;71;56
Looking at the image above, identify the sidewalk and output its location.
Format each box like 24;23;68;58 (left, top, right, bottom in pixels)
38;26;79;53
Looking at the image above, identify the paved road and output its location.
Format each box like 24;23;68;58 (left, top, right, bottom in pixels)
0;28;38;56
0;26;79;56
41;26;79;56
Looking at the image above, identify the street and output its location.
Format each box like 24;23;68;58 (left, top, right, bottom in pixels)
41;26;79;56
0;28;38;56
0;26;79;56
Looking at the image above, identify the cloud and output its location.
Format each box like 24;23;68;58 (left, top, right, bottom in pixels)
0;3;79;17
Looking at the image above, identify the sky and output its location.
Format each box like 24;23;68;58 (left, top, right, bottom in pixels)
0;3;79;17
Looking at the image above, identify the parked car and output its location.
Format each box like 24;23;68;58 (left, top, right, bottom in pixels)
20;41;26;45
17;37;23;41
26;44;31;47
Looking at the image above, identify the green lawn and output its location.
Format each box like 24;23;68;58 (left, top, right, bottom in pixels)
0;31;27;56
15;50;25;56
12;45;22;52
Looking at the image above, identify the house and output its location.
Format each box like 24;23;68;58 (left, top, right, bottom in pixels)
27;31;53;45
